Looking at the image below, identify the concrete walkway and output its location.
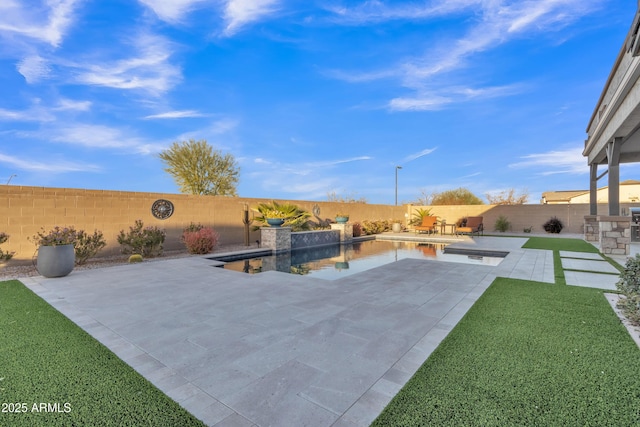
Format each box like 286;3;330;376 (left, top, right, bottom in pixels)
19;235;620;426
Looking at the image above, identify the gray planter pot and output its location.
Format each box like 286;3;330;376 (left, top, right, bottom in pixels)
392;222;402;233
37;244;75;278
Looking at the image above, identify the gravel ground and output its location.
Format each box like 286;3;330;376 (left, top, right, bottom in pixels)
0;243;260;281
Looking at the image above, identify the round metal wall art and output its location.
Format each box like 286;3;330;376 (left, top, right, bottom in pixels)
151;199;174;220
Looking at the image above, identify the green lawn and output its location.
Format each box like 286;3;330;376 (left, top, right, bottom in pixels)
372;278;640;426
373;236;639;426
0;280;205;427
522;236;599;253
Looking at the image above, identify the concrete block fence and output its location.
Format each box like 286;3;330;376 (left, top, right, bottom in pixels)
1;185;635;262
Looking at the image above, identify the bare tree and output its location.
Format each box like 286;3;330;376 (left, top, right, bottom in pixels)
486;189;529;205
326;191;367;203
159;139;239;196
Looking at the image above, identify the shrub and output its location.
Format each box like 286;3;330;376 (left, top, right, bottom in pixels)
617;254;640;326
352;222;362;238
494;215;510;232
117;220;165;257
74;229;107;265
0;232;14;261
543;217;563;233
182;226;219;254
30;226;106;264
251;201;312;231
361;220;390;235
128;254;144;263
30;226;78;246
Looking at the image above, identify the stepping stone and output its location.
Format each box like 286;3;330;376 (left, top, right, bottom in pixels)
564;271;619;291
560;258;619;274
559;251;603;260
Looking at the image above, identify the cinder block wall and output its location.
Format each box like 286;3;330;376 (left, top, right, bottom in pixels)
1;185;406;263
3;185;632;264
409;203;635;234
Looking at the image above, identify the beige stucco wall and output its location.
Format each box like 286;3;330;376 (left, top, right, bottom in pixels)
3;185;636;264
407;203;640;234
0;185;406;263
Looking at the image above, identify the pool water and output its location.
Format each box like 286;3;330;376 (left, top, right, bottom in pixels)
212;239;505;280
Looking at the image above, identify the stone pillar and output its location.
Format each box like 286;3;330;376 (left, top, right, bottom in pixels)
583;215;599;243
330;223;353;243
598;215;630;255
260;227;291;253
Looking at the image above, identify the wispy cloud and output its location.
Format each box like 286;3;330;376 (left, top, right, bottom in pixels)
49;124;165;154
17;55;52;83
138;0;206;23
389;83;524;111
0;152;100;173
222;0;281;36
325;0;479;24
0;0;80;47
403;147;437;162
144;110;206;119
389;96;452;112
72;33;181;95
509;147;586;175
54;98;92;111
328;0;602;109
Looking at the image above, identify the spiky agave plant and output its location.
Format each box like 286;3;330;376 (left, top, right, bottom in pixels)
252;201;312;231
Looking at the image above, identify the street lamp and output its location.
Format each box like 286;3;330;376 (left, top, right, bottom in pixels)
395;166;402;206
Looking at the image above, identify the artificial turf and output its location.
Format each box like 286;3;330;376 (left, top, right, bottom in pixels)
0;280;205;427
372;278;640;426
522;236;600;253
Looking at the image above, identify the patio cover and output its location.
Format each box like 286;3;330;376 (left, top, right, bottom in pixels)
584;1;640;215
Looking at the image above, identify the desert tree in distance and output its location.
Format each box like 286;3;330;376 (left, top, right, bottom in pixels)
159;139;239;196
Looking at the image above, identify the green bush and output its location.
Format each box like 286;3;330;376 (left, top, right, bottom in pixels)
543;216;563;233
117;220;165;257
494;215;510;232
74;229;107;265
616;254;640;325
0;232;14;261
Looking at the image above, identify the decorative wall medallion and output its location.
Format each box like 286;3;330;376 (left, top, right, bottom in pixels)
151;199;174;220
312;204;321;216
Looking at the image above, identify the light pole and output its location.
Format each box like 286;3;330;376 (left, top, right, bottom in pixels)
395;166;402;206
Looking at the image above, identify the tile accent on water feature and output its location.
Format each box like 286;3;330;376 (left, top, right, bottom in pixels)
291;230;341;249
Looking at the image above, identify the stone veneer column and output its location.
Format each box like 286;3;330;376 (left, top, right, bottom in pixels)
260;227;291;253
583;215;599;243
330;223;353;243
597;215;630;255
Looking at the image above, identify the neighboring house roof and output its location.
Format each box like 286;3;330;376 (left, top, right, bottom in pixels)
541;190;588;203
542;180;640;203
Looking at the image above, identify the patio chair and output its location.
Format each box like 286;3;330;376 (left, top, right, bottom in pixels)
414;216;438;234
457;216;483;237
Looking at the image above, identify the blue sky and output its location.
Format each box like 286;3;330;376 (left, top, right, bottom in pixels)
1;0;638;205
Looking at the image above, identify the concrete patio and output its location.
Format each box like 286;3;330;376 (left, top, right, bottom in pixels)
19;234;624;426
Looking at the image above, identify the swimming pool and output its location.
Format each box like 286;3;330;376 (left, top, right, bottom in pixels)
210;239;505;280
